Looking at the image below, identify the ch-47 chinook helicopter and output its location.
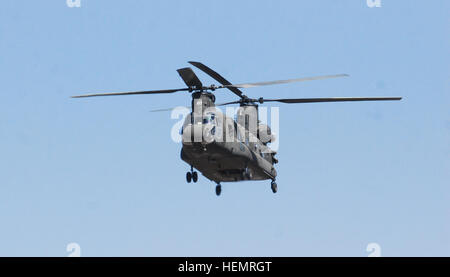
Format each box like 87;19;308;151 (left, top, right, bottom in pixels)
72;61;401;196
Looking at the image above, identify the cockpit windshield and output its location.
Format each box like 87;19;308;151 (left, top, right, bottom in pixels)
202;113;216;124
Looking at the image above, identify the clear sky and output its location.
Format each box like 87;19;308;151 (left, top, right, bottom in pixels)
0;0;448;257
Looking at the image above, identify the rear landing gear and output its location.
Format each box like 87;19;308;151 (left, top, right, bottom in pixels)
186;166;198;183
215;184;222;196
271;180;278;193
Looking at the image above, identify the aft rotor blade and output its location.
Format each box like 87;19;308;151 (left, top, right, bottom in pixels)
226;74;349;88
215;101;241;106
263;96;402;104
71;88;190;98
188;61;246;99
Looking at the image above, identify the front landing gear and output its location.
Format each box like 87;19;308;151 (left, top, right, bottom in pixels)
215;183;222;196
186;166;198;183
271;180;278;193
186;172;192;183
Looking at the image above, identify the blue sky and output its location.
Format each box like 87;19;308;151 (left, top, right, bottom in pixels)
0;0;448;256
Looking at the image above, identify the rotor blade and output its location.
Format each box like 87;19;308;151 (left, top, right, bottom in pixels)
225;74;349;88
215;101;242;106
177;67;203;89
188;61;246;99
71;88;189;98
152;101;242;111
149;106;191;112
263;96;402;104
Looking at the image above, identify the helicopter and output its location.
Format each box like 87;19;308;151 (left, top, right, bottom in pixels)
72;61;401;196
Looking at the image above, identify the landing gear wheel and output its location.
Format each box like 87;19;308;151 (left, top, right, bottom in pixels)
215;185;222;196
186;172;192;183
271;181;278;193
192;171;198;183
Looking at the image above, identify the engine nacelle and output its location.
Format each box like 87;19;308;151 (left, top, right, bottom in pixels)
258;124;276;144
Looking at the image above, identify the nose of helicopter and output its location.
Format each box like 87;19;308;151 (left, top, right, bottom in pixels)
182;123;216;146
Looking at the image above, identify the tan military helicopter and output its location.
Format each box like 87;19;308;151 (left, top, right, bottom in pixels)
72;61;401;196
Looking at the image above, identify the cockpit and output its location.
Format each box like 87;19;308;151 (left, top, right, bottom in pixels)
202;112;216;125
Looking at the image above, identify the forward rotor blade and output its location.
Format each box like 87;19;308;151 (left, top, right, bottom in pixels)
263;96;402;104
226;74;349;88
177;67;203;89
149;106;190;112
188;61;246;99
71;88;189;98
